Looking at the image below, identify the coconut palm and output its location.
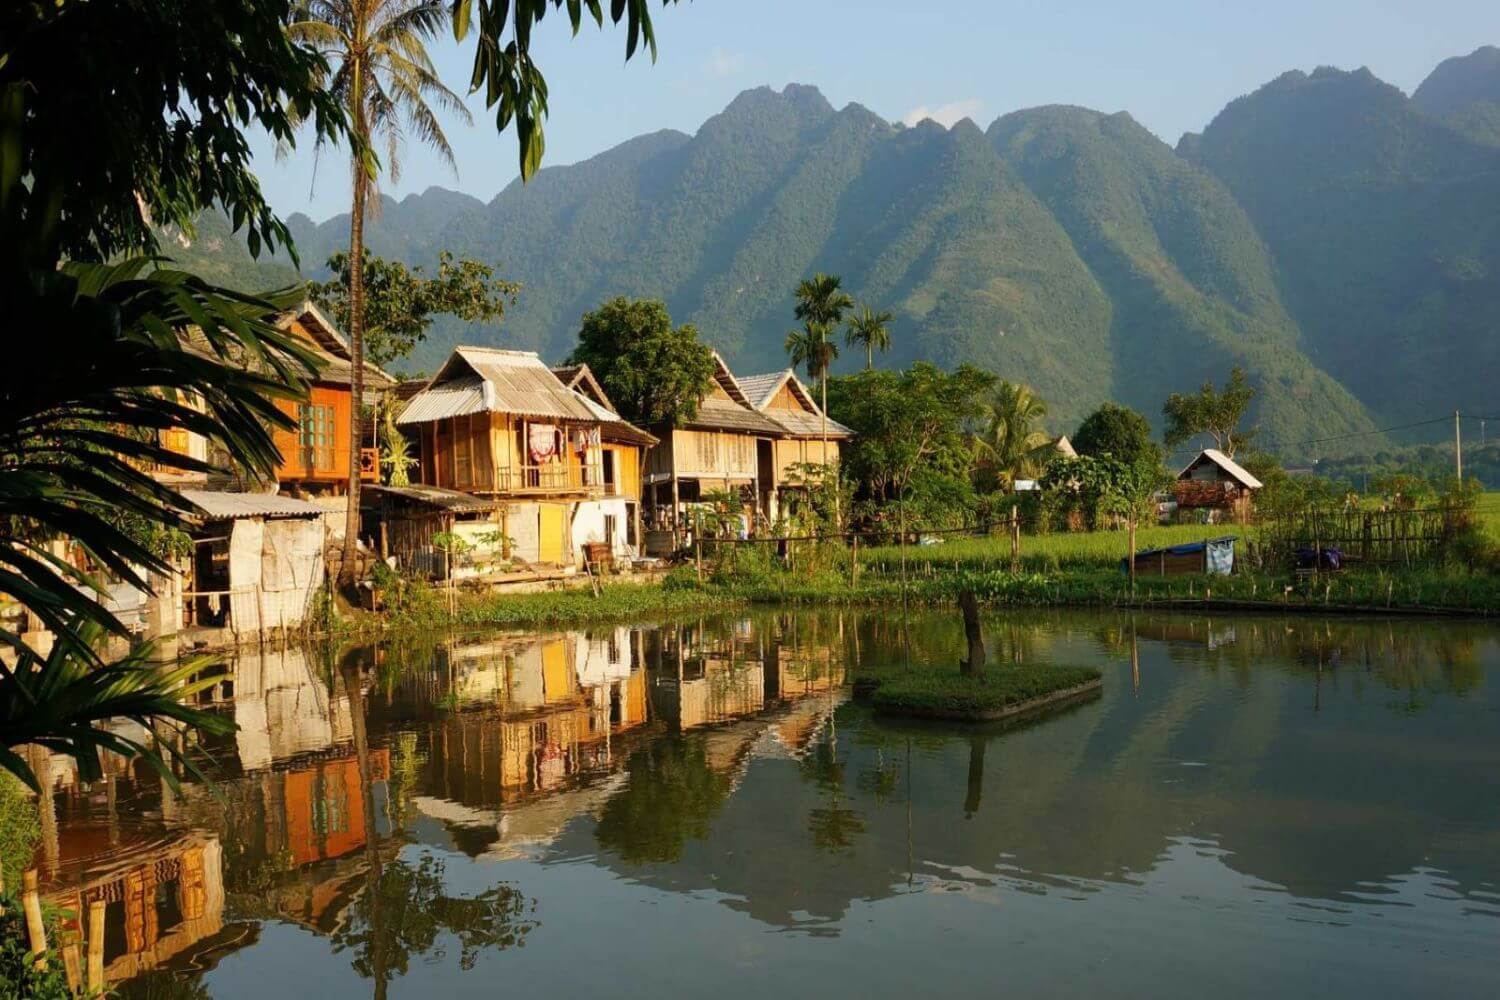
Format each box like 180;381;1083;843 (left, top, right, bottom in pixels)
844;305;893;370
981;381;1053;490
791;273;854;460
288;0;473;585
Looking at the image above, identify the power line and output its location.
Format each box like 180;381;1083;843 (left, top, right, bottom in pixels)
1161;415;1454;460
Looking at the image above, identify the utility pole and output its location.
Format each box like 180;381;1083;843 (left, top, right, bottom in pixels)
1455;410;1463;481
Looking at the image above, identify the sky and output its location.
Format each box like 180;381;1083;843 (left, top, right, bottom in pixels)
254;0;1500;221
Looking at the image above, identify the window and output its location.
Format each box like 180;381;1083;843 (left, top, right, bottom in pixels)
298;403;336;472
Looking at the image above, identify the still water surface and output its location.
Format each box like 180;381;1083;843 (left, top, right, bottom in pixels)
32;609;1500;998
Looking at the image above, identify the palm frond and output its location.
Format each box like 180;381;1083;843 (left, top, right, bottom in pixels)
0;620;235;793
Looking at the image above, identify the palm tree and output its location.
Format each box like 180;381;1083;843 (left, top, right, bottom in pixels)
844;305;893;370
981;381;1052;490
791;273;854;461
289;0;472;586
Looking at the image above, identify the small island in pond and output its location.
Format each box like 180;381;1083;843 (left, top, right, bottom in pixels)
862;663;1103;722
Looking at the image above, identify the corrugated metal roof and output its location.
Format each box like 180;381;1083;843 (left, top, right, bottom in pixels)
737;370;792;409
395;376;488;425
1178;448;1263;490
737;369;853;439
398;348;598;425
181;490;325;520
570;391;658;446
363;484;502;513
761;409;855;439
685;399;784;435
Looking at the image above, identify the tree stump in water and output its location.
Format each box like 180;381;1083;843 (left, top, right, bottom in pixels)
959;590;985;677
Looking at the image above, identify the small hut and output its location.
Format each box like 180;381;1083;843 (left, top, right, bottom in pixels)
1173;449;1262;523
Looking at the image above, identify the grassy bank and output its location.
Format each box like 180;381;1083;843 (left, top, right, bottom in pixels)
860;524;1246;575
379;576;747;634
347;522;1499;641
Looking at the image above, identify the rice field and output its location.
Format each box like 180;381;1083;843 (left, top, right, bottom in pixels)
859;523;1249;574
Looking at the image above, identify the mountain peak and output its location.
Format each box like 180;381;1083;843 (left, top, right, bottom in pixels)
1413;44;1500;116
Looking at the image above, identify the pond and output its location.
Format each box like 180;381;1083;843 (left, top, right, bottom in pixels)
27;608;1500;998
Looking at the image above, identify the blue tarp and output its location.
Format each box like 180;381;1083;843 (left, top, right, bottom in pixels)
1122;535;1237;576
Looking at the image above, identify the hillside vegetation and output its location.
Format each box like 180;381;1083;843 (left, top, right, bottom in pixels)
166;49;1500;457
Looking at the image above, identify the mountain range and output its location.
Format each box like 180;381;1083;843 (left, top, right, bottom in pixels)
169;46;1500;458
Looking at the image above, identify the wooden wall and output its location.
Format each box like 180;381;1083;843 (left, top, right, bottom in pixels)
272;384;353;484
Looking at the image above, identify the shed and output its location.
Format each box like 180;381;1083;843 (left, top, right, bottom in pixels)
361;484;504;579
179;490;326;632
1122;535;1238;577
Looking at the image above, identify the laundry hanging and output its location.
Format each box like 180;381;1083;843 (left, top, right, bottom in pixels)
574;426;601;453
528;423;561;462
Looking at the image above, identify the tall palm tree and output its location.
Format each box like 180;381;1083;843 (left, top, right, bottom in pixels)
982;381;1052;490
289;0;472;585
791;273;854;460
844;305;893;370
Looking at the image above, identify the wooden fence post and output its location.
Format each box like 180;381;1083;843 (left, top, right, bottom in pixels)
849;533;859;588
1009;506;1020;573
22;869;46;968
88;898;106;993
1128;517;1137;601
61;934;82;994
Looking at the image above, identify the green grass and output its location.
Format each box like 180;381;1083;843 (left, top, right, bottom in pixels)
861;662;1102;719
860;524;1246;574
441;579;743;630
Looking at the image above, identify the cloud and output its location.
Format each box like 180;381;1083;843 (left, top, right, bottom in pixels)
901;98;985;129
705;47;748;78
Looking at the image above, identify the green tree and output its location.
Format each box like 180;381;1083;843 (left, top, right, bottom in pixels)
979;381;1052;491
567;297;716;427
1163;365;1258;458
827;364;996;502
790;273;855;455
1073;402;1163;469
844;305;894;370
0;1;345;261
311;250;519;370
289;0;473;586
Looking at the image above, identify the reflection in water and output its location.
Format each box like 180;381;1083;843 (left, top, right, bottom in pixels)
18;609;1500;997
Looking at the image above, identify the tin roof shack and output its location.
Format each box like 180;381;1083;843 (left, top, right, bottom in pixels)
362;483;505;580
1173;449;1263;523
738;368;855;524
1123;535;1238;577
641;354;784;553
180;490;326;638
396;349;655;570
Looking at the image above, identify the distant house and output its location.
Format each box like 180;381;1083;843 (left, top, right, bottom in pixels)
1051;435;1079;459
641;353;784;549
393;347;655;571
737;368;855;521
1174;448;1263;522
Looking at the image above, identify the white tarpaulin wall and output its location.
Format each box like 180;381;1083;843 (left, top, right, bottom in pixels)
571;498;634;563
227;517;325;631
